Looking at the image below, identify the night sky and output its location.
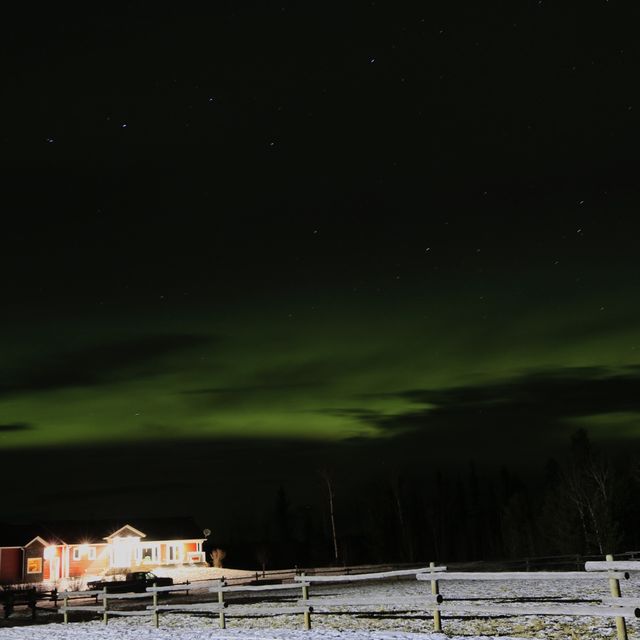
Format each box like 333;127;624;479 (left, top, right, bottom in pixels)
2;3;640;533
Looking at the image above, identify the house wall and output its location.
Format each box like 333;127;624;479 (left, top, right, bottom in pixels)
23;541;45;583
137;541;202;565
0;548;23;584
68;544;109;578
10;530;206;582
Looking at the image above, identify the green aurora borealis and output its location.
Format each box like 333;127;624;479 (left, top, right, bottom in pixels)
3;260;640;453
3;2;640;527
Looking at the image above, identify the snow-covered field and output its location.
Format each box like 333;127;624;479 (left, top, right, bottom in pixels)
2;572;639;640
0;626;526;640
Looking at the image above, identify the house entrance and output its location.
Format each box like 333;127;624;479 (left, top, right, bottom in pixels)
167;543;183;563
49;557;60;581
111;537;138;568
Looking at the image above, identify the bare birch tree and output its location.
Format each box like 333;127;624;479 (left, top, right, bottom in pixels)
320;469;339;564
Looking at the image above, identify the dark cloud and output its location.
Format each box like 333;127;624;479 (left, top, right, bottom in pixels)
0;334;213;397
139;422;184;437
182;383;310;395
0;422;32;432
357;366;640;439
397;366;640;417
178;360;352;407
316;407;385;422
246;360;338;388
318;367;640;461
180;383;313;408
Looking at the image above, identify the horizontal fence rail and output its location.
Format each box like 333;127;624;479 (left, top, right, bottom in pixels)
293;566;446;583
149;603;226;612
416;570;631;581
437;602;640;618
58;589;103;598
54;558;640;639
296;595;443;608
586;561;640;572
224;605;313;617
221;582;305;593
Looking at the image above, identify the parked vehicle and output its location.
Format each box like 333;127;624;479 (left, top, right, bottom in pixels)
87;571;173;593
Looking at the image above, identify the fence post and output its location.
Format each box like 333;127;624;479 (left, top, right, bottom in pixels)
102;587;108;625
301;572;311;630
63;594;68;624
152;582;159;628
217;580;226;629
430;561;442;632
606;554;628;640
29;588;37;620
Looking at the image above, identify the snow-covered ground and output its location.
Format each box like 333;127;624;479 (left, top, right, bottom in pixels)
0;626;526;640
2;571;639;639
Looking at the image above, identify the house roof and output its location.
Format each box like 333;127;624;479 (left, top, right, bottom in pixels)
0;517;206;547
104;524;147;540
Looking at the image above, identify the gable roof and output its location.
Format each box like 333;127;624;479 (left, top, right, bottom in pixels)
24;536;49;548
104;524;146;540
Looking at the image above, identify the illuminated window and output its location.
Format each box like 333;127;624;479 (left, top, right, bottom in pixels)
73;545;96;560
167;543;183;563
27;558;42;574
139;545;158;563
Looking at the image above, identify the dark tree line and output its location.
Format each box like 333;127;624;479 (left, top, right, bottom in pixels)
215;430;639;570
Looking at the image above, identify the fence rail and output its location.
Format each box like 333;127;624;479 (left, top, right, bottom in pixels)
55;558;640;639
416;570;630;581
293;566;444;583
586;561;640;572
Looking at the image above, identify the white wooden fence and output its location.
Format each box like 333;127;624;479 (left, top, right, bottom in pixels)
57;558;640;639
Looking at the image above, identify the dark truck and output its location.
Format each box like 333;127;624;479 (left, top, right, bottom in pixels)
87;571;173;593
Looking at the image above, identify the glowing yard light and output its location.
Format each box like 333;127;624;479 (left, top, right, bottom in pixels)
44;546;57;560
